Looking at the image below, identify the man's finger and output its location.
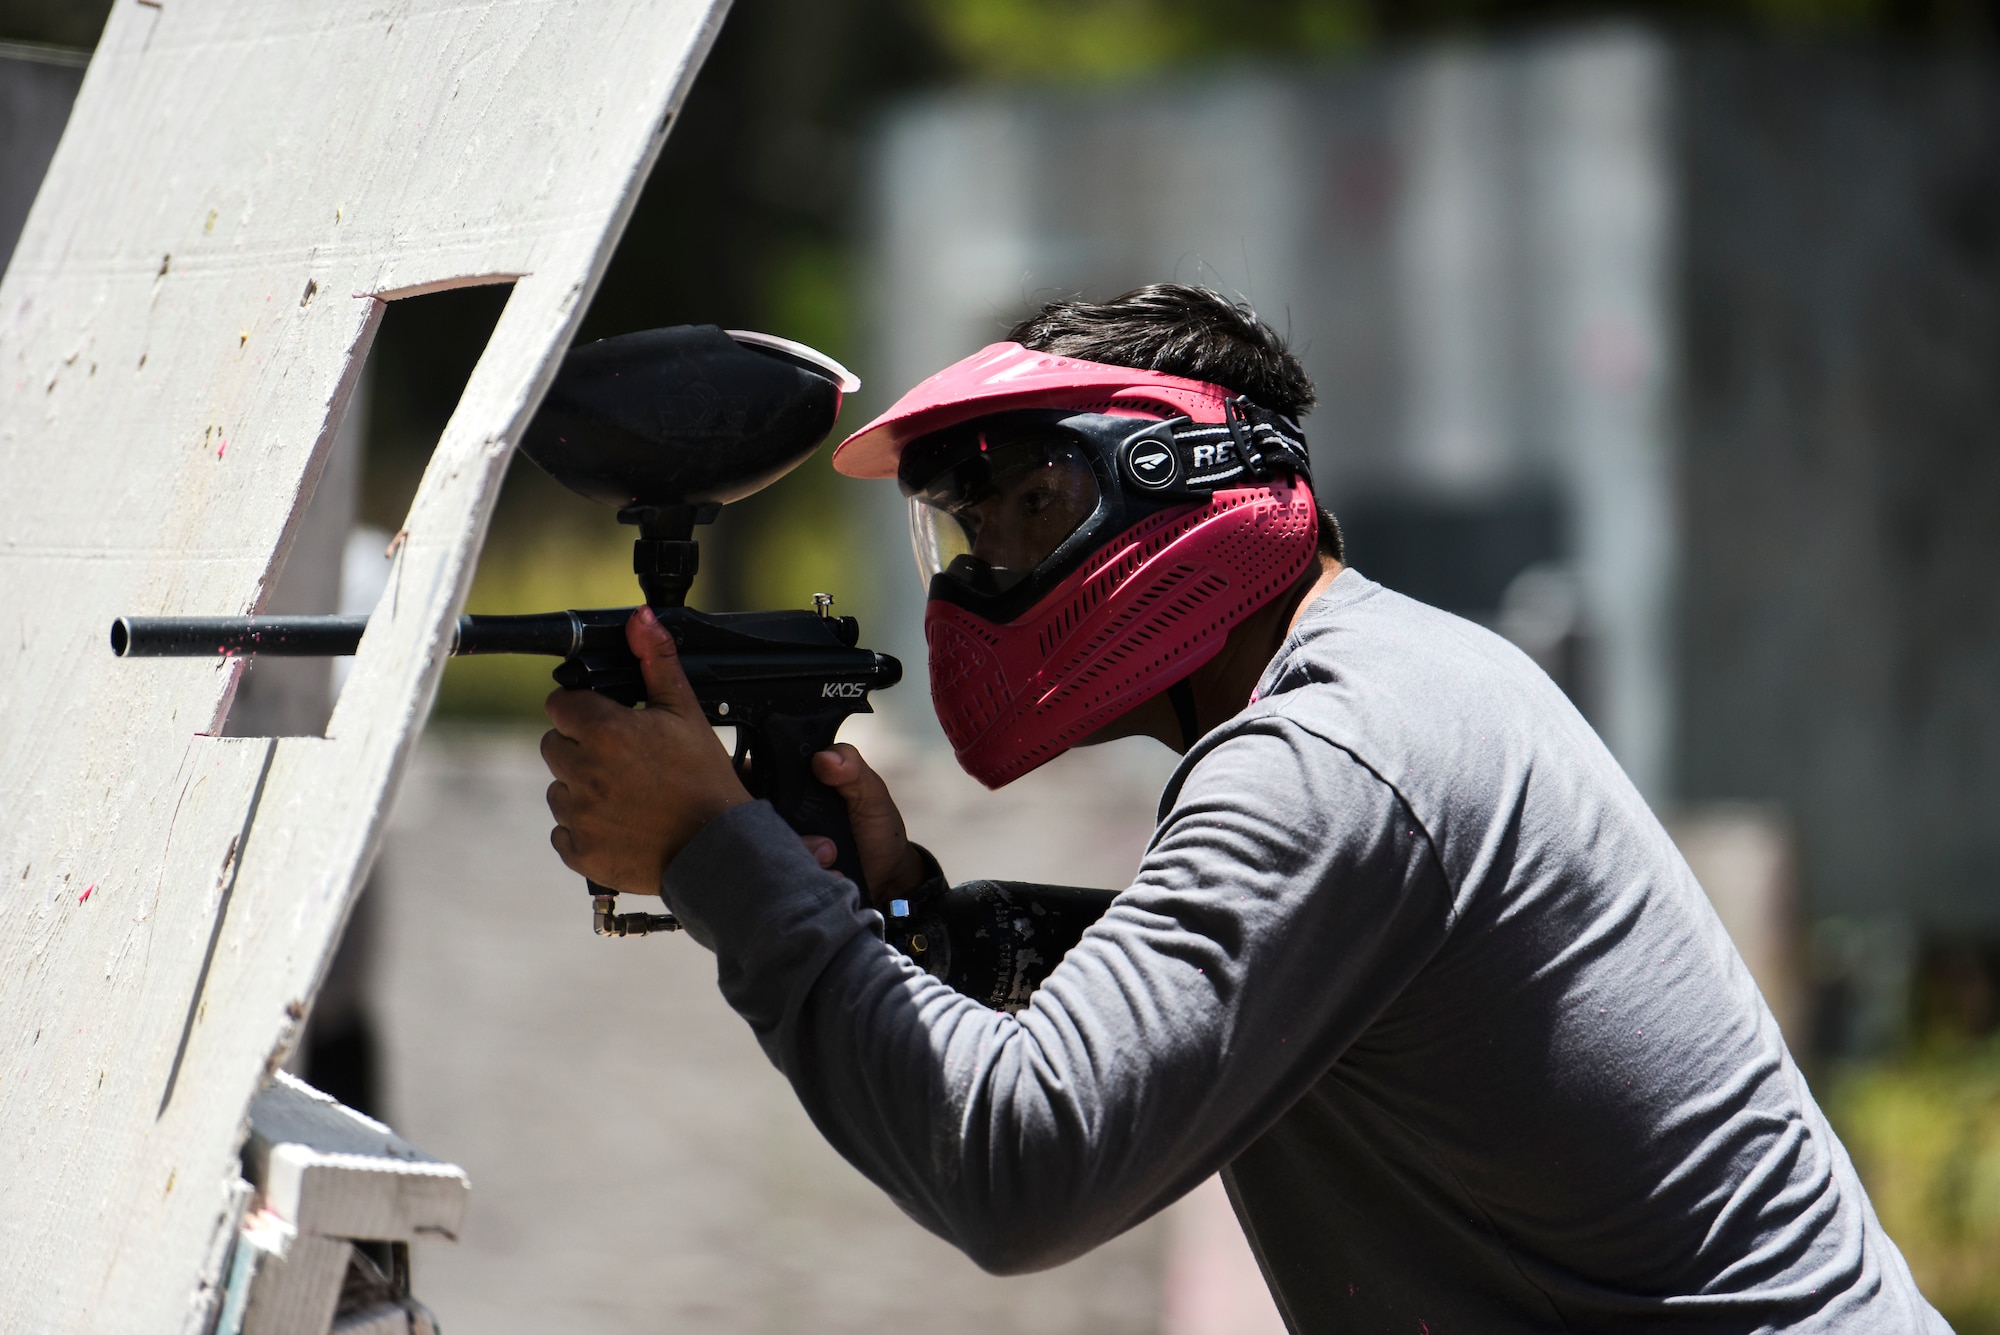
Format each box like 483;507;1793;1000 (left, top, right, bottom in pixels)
540;727;584;778
627;605;698;714
809;743;924;902
550;823;580;871
800;835;837;868
812;743;888;810
810;745;857;788
545;686;621;736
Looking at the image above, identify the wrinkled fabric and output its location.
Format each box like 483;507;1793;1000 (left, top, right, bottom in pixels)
665;570;1944;1333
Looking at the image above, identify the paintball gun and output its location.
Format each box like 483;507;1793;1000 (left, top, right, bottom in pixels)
113;325;1114;1007
114;325;897;939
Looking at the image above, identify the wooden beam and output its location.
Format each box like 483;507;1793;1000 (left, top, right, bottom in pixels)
245;1073;469;1247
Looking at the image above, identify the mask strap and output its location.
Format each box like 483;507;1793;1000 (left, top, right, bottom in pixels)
1168;678;1199;750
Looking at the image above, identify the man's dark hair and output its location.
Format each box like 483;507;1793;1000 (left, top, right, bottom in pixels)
1009;284;1316;418
1008;283;1341;559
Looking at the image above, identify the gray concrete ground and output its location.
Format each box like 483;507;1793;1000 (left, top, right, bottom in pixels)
369;714;1283;1334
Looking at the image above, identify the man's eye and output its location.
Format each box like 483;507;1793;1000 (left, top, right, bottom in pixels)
1023;488;1054;517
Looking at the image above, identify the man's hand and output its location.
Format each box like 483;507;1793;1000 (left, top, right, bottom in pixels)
800;744;927;904
541;606;750;894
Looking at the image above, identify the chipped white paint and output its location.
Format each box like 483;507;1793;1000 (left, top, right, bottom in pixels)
0;3;728;1330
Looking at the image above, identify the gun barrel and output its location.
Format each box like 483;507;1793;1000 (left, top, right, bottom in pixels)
450;612;588;657
111;615;372;657
110;610;899;693
111;613;591;659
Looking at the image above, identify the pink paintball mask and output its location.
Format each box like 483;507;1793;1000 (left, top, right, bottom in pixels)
835;342;1319;788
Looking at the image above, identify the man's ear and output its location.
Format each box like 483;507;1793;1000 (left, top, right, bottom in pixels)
1314;502;1344;561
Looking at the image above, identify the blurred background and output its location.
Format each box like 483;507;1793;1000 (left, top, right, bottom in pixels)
4;0;1997;1330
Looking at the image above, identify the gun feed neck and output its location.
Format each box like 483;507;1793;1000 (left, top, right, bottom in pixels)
620;501;719;609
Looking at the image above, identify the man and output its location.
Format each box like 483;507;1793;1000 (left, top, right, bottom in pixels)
541;285;1942;1331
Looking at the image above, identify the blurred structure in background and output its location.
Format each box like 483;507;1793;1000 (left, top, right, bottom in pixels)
863;30;1675;797
860;21;2000;1049
858;24;2000;1325
0;39;81;257
1674;38;2000;1045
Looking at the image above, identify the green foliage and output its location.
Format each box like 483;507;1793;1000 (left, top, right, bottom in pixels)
1826;1038;2000;1332
434;490;654;719
0;0;110;49
1736;0;1936;30
919;0;1368;81
731;239;867;616
760;240;853;363
916;0;1986;81
735;457;867;613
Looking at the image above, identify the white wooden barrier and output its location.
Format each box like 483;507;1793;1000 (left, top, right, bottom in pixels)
0;3;727;1329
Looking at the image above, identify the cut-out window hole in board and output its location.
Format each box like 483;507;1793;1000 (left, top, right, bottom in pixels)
222;279;515;738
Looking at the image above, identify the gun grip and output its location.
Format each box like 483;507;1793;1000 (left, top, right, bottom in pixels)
759;711;868;899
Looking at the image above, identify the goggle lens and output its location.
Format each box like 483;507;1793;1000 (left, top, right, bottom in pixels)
901;429;1101;595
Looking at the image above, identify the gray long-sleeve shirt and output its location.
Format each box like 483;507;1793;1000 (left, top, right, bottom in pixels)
663;569;1944;1332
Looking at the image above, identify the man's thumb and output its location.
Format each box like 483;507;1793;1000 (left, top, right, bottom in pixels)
627;606;695;711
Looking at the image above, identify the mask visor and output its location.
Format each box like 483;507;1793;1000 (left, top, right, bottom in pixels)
900;424;1101;597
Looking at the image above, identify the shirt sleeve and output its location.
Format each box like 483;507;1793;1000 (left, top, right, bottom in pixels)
661;713;1455;1273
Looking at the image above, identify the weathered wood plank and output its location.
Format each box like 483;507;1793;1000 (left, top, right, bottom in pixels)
0;3;730;1329
237;1072;467;1335
247;1072;469;1245
241;1235;353;1335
